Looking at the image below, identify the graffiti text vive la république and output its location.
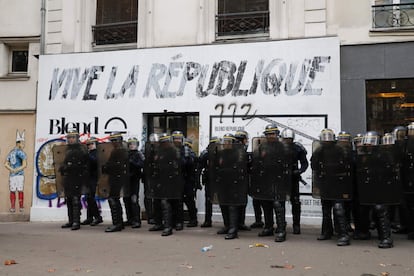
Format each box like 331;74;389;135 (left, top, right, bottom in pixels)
48;56;331;101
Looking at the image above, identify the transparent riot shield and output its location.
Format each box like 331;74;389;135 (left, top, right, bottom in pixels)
144;141;184;199
208;143;248;205
311;141;322;199
97;142;129;198
52;144;89;198
404;137;414;194
311;141;353;201
250;137;292;201
356;144;402;205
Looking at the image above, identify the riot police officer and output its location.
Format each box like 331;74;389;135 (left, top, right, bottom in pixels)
234;130;251;231
401;123;414;240
101;132;129;233
123;137;144;228
58;128;89;231
81;136;103;226
280;128;309;235
354;131;397;248
311;129;351;246
213;133;249;240
197;136;219;227
147;133;185;236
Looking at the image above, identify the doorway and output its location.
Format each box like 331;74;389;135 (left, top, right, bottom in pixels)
146;112;200;154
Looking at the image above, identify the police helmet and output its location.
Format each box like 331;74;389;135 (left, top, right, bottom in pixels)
66;128;79;143
159;133;171;143
320;129;335;142
66;128;79;138
86;136;98;145
171;130;184;144
223;133;236;144
362;131;380;146
184;138;193;148
235;130;249;140
392;126;407;141
281;128;295;140
209;136;219;144
263;124;280;136
337;131;351;142
408;122;414;137
109;131;123;142
382;133;394;145
127;137;139;147
353;133;364;147
149;133;159;142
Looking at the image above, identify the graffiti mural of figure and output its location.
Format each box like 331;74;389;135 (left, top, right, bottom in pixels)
4;131;27;213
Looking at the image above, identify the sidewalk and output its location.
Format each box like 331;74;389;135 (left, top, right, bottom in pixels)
0;221;413;276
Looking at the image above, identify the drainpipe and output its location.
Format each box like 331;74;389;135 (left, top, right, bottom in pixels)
40;0;46;55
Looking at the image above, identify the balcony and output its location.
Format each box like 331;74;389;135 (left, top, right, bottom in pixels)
372;3;414;30
216;11;269;40
92;21;137;45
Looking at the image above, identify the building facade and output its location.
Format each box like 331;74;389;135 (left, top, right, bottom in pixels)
1;0;413;222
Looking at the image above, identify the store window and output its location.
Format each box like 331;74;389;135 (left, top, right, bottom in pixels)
372;0;414;29
216;0;269;40
92;0;138;45
366;79;414;134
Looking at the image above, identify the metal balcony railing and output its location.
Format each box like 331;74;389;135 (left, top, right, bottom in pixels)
372;3;414;29
92;21;137;45
216;11;269;38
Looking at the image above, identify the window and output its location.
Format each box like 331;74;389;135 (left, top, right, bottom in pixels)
11;50;28;73
92;0;138;46
372;0;414;29
216;0;269;39
366;79;414;134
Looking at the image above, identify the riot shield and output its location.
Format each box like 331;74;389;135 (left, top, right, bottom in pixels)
208;143;248;205
144;141;184;199
250;137;292;201
52;144;89;198
356;144;402;205
311;141;353;201
404;137;414;194
97;142;129;198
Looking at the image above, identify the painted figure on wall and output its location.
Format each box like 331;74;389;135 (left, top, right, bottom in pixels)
4;130;27;213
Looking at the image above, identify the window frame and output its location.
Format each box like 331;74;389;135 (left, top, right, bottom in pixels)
215;0;270;41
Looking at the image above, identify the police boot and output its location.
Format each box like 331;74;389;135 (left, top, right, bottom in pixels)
334;203;350;246
185;198;198;227
71;196;81;231
105;198;124;232
251;199;264;228
173;200;184;231
318;201;333;240
258;201;274;237
201;199;212;227
144;197;155;224
61;197;73;229
123;197;133;226
375;205;393;249
292;201;301;234
238;205;250;231
161;200;173;236
130;195;142;228
81;198;93;225
217;205;230;234
274;201;286;242
225;206;239;240
88;196;102;226
149;199;163;231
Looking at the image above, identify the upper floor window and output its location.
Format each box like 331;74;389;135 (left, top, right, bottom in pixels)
11;49;28;73
216;0;269;40
92;0;138;46
372;0;414;30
